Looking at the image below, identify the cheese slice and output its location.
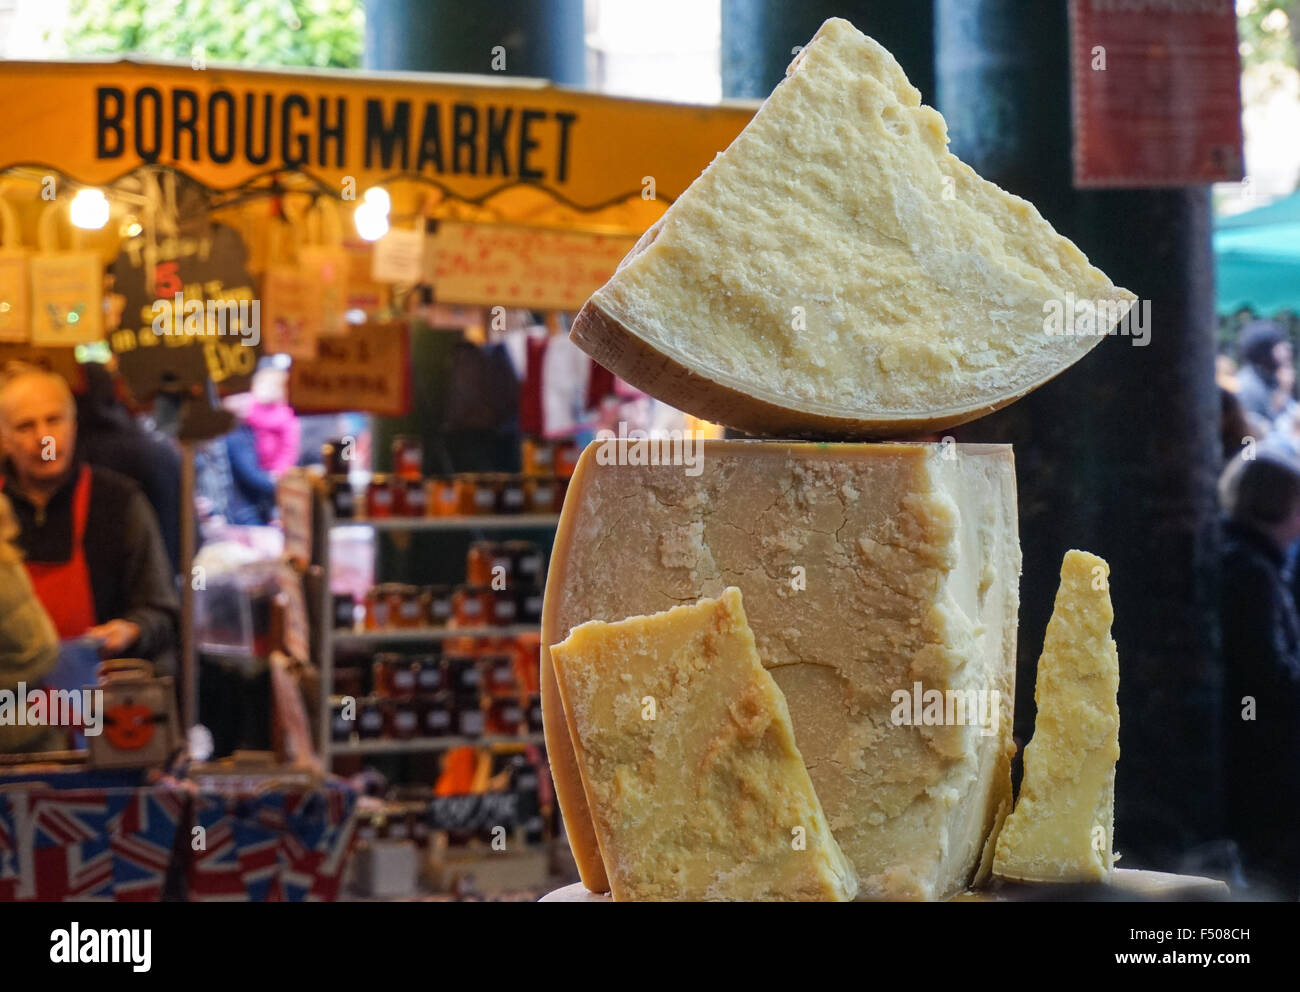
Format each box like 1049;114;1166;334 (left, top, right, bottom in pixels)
550;587;858;901
541;439;1020;899
993;550;1120;883
571;17;1136;438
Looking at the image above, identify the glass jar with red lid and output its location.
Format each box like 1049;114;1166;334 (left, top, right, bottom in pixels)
364;587;392;630
429;477;458;516
393;585;424;628
385;700;420;739
366;474;395;518
424;585;452;627
466;541;503;588
496;476;526;515
484;653;517;697
555;440;580;479
420;695;453;737
471;474;500;516
489;589;518;626
452;585;490;627
486;698;525;736
523;476;556;514
521;438;554;477
391;435;423;481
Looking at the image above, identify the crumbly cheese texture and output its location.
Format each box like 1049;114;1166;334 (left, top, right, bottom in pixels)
587;18;1134;427
550;588;858;902
993;550;1120;883
541;440;1021;900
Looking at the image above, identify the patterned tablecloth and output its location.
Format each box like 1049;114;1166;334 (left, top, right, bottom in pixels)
0;777;357;902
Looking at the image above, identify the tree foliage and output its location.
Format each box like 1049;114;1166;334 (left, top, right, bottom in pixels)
1239;0;1299;70
63;0;363;69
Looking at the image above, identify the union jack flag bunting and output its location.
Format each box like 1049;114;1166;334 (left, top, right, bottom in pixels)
188;784;357;902
0;788;184;902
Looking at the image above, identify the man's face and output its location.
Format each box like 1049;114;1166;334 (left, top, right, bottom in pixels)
1274;341;1294;368
0;376;77;485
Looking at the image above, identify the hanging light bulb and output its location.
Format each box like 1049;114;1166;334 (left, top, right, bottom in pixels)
70;188;110;230
354;201;390;241
363;186;391;213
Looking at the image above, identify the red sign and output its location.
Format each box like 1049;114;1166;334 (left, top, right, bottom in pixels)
1070;0;1244;188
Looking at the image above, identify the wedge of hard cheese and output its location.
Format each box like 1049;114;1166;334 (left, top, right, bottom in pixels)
993;550;1120;883
571;17;1136;438
550;588;858;901
541;440;1020;899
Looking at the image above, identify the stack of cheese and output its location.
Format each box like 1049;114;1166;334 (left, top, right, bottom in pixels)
542;17;1129;901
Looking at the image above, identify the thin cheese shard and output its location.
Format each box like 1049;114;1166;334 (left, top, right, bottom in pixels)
571;17;1136;438
993;550;1120;883
550;588;858;901
542;440;1020;899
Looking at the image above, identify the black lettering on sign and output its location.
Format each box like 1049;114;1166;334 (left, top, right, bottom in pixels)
517;108;545;180
485;106;512;177
319;97;346;168
555;111;577;183
282;93;310;168
97;87;126;158
208;90;236;164
134;86;164;162
172;89;199;161
416;103;443;172
245;92;273;166
89;87;583;185
365;99;411;170
452;103;478;174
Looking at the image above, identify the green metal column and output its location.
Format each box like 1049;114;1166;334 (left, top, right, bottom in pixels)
360;1;583;578
721;0;934;104
365;0;585;83
936;0;1222;868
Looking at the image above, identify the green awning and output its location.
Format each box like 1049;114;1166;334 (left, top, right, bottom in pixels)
1215;190;1300;317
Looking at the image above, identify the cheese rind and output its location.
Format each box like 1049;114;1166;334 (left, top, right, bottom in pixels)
571;17;1135;438
541;440;1021;899
550;588;858;901
992;550;1120;883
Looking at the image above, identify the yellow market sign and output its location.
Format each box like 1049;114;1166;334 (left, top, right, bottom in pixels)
0;60;755;210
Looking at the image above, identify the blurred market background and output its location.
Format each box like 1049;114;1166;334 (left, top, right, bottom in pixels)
0;1;1295;902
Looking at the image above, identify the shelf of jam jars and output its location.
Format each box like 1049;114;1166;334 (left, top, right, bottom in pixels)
316;485;556;771
333;624;539;646
331;734;546;756
333;514;560;532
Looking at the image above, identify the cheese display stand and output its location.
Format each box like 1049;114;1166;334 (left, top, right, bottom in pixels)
535;19;1224;904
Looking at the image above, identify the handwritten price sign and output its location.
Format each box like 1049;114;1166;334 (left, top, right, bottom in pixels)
426;221;636;311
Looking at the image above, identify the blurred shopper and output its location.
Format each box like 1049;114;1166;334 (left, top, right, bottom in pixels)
1220;388;1253;465
1215;352;1239;393
0;364;177;670
245;361;300;478
219;392;277;527
75;362;184;572
0;491;59;752
1218;451;1300;898
1235;321;1295;432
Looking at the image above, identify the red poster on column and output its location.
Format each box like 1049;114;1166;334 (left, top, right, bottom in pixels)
1070;0;1244;188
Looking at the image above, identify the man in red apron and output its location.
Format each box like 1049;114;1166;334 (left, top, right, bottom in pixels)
0;365;177;668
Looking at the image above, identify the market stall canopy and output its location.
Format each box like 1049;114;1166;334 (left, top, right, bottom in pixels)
0;58;756;235
1214;189;1300;317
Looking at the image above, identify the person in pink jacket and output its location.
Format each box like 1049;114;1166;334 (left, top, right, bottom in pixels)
245;364;301;478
